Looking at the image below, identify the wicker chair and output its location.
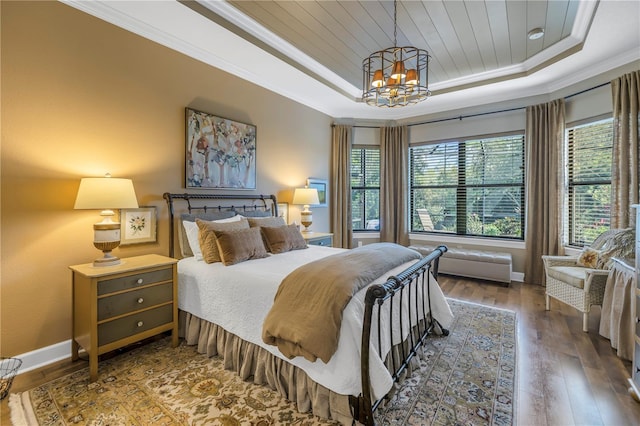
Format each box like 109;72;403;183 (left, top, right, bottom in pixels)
542;229;624;332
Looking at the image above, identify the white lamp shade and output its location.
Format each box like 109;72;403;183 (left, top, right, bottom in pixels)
74;177;139;210
292;187;319;206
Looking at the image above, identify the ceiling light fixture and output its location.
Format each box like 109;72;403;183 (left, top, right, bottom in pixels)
362;0;431;108
527;28;544;40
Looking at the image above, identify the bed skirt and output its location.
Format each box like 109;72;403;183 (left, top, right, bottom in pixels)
179;310;425;425
180;310;355;424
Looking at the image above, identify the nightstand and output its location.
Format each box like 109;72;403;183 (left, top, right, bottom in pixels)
302;232;333;247
69;254;178;381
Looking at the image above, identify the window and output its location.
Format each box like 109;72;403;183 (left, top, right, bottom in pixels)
410;133;525;239
566;117;613;246
351;147;380;231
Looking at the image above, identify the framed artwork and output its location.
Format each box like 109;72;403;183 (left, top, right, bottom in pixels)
120;207;157;245
307;177;328;207
277;202;289;223
185;107;257;189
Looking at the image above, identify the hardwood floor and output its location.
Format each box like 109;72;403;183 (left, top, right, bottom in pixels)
2;276;639;425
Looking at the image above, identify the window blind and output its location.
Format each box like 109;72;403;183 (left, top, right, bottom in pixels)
566;118;613;246
351;147;380;231
410;134;525;239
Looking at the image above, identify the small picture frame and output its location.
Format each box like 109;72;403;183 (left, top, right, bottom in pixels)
120;207;157;245
277;202;289;223
307;177;328;207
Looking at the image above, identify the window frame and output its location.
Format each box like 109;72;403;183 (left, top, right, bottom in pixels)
350;145;380;232
564;115;613;247
409;131;525;240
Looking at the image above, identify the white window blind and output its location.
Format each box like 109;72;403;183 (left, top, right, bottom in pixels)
566;118;613;246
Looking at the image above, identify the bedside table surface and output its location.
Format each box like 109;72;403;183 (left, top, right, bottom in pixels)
69;254;177;277
301;232;333;239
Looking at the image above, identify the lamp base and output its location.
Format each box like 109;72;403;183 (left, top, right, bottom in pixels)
93;254;121;267
93;221;122;267
300;210;313;233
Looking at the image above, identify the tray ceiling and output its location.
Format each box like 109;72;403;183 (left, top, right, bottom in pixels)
63;0;640;120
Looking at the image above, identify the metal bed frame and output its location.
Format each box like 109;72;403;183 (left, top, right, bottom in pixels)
163;192;448;425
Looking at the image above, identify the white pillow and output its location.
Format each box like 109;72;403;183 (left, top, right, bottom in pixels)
183;215;243;260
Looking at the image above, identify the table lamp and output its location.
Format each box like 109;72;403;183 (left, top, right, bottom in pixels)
74;174;139;266
292;187;319;232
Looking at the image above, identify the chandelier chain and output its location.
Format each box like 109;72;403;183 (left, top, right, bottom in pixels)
393;0;397;47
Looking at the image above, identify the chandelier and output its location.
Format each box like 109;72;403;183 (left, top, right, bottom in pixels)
362;0;431;108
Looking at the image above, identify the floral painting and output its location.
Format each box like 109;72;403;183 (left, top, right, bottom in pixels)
186;108;257;189
120;207;157;245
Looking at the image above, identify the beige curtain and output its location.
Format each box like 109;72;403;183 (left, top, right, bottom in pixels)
330;124;353;248
524;99;565;285
380;125;409;246
611;70;640;228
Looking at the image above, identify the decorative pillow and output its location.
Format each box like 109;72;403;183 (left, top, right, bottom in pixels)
596;228;636;269
576;247;599;268
182;215;243;260
261;224;308;254
196;218;249;263
247;216;286;228
214;227;269;266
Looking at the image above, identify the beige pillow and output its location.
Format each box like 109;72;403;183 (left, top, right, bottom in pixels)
196;218;249;263
214;227;269;266
261;224;308;254
183;215;243;260
247;216;286;228
577;247;599;268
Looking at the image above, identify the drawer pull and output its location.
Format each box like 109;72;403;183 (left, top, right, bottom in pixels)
137;321;144;327
137;278;143;284
137;298;144;304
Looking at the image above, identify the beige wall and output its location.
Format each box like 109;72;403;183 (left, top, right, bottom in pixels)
0;1;331;356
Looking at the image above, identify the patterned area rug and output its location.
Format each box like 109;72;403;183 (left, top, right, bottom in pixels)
9;299;516;425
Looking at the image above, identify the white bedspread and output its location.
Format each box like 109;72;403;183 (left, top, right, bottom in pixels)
178;245;453;400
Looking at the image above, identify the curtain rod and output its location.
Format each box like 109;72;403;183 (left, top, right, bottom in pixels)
338;81;611;129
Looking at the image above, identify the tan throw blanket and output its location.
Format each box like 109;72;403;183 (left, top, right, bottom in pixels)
262;243;421;363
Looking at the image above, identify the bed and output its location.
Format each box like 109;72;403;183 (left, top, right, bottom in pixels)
163;192;453;425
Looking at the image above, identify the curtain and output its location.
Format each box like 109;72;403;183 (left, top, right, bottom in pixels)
380;125;409;246
611;70;640;228
524;99;566;285
330;124;353;248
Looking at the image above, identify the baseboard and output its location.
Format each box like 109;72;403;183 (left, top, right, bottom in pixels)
511;272;525;282
14;340;71;375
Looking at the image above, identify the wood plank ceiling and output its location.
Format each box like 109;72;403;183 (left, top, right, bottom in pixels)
224;0;579;89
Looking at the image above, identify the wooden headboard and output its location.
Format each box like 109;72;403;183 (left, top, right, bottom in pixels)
163;192;278;258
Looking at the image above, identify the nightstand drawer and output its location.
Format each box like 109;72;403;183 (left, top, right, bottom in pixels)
98;282;173;321
307;236;332;246
98;304;173;346
98;267;172;296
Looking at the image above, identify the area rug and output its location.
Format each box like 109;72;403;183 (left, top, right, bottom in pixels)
9;299;516;425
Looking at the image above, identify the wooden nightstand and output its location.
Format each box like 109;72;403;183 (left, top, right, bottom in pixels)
69;254;178;381
302;232;333;247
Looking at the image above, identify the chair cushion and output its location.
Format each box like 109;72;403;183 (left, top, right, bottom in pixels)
546;266;587;289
